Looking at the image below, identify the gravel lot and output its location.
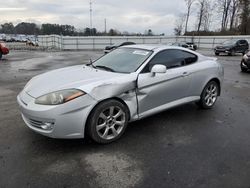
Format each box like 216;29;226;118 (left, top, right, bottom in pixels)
0;50;250;188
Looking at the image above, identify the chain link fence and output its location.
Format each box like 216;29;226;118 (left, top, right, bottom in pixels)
5;35;250;51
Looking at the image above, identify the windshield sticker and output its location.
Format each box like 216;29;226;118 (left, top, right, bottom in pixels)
133;50;149;56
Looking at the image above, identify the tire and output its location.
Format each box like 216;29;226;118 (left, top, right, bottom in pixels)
241;66;248;72
87;99;129;144
197;81;219;109
215;52;219;56
0;51;2;60
241;61;248;72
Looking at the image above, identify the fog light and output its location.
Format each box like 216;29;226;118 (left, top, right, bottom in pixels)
41;122;54;130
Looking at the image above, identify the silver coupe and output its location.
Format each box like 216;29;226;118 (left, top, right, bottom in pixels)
17;45;224;143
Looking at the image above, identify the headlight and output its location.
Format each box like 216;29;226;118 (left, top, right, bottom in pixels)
35;89;85;105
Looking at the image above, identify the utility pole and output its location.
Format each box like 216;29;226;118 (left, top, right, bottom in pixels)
89;0;93;35
104;18;107;34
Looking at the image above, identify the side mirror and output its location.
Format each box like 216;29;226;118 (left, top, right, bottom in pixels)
151;64;167;77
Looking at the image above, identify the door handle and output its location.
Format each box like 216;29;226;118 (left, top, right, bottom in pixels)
182;72;189;77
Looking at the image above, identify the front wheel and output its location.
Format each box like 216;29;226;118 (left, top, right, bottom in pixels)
197;81;219;109
241;66;248;72
228;49;235;56
215;52;219;56
0;52;2;60
87;100;129;144
241;61;248;72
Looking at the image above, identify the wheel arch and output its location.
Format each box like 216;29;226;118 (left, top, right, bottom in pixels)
84;97;131;138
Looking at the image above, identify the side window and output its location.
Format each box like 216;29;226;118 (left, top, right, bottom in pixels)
142;49;197;72
145;50;184;72
180;51;198;65
239;40;247;45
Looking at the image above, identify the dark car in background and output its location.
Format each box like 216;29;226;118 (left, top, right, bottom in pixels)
0;42;9;59
171;42;197;51
214;39;249;56
104;41;136;53
241;50;250;72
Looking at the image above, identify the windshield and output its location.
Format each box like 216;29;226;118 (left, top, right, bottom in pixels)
93;48;152;73
222;40;237;45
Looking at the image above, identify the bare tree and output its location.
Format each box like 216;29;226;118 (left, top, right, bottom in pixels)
184;0;196;33
218;0;232;30
239;0;250;34
174;14;186;35
229;0;240;30
202;1;214;31
196;0;206;32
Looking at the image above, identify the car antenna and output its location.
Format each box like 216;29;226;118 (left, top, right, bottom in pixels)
87;58;96;68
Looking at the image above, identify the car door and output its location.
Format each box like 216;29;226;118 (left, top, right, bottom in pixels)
136;49;192;116
239;40;248;52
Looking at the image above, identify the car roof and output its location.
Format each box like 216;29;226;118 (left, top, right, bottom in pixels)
121;44;196;53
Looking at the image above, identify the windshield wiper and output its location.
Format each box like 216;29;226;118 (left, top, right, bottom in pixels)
95;65;115;72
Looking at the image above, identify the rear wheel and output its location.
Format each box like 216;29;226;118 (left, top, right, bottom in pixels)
241;61;248;72
0;51;2;60
197;81;219;109
87;100;129;144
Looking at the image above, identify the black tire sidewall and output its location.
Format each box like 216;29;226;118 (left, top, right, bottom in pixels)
241;66;248;72
87;100;129;144
241;62;248;72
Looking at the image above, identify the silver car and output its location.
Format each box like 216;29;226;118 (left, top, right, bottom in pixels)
17;45;224;143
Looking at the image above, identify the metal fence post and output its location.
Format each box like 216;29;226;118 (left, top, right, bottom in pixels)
61;35;63;50
212;38;215;49
76;37;79;50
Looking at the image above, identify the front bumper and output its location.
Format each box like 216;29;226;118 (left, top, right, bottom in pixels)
17;90;97;139
214;48;231;53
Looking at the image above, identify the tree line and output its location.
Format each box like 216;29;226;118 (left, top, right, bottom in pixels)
175;0;250;35
0;22;158;36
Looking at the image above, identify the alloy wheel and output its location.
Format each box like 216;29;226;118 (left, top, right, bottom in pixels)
96;106;126;140
204;84;218;107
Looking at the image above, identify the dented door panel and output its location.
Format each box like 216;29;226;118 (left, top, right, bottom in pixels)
137;67;191;116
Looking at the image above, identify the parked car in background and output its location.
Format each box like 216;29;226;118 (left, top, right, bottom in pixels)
104;41;136;53
26;39;39;46
171;42;197;51
214;39;249;56
241;50;250;72
17;45;224;144
0;42;9;59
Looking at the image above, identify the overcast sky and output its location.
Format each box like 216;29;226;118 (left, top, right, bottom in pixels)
0;0;199;35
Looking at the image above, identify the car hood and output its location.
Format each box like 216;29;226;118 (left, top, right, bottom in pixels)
24;65;137;99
